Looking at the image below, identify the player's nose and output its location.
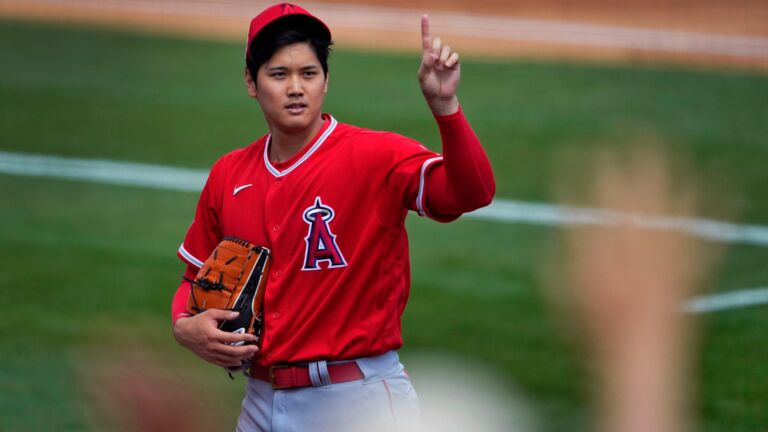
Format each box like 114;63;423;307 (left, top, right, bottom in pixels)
287;74;304;97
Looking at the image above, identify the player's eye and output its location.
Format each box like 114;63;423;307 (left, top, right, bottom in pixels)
303;70;318;78
270;71;286;78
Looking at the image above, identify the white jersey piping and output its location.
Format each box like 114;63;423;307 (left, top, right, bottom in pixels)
263;116;338;178
178;243;204;268
416;156;444;217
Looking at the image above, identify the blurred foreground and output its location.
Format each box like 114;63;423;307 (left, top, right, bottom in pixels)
550;145;722;432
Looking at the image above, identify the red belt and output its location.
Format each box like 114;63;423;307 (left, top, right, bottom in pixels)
250;362;364;389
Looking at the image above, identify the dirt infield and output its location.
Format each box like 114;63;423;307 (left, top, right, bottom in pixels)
1;0;766;71
330;0;768;36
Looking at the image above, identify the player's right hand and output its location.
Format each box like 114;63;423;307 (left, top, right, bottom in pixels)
173;309;260;368
418;14;460;116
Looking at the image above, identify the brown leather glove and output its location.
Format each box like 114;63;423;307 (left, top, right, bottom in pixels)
186;237;271;340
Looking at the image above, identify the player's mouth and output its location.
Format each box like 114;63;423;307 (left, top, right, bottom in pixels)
285;102;307;115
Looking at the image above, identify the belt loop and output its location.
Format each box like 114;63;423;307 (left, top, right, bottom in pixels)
308;361;322;387
317;360;331;386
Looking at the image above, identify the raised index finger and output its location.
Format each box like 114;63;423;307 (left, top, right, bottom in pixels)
421;14;431;52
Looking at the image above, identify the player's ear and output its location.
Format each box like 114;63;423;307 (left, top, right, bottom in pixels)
244;67;258;98
323;72;329;94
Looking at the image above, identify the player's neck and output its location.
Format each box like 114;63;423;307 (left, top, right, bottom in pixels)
268;116;325;163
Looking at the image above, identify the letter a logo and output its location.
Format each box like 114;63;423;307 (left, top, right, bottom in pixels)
302;197;347;271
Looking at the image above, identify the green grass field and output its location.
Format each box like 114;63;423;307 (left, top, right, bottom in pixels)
1;19;767;431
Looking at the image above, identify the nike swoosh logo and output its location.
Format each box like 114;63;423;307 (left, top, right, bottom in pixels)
233;184;253;196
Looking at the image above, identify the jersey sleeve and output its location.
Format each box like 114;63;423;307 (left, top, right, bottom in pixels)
425;106;495;216
176;160;224;269
375;106;495;223
375;132;459;223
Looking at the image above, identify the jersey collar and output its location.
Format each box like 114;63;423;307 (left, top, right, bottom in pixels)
263;115;338;178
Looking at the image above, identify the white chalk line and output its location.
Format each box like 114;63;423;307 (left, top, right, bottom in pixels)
467;201;768;247
1;149;767;314
0;150;206;192
684;287;768;314
9;0;768;59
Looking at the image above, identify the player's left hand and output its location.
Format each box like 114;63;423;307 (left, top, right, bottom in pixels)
418;14;460;116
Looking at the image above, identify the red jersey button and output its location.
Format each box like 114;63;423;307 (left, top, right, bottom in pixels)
272;225;280;232
275;180;282;185
274;270;282;278
272;312;280;319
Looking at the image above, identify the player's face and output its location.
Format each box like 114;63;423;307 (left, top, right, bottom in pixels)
246;42;328;134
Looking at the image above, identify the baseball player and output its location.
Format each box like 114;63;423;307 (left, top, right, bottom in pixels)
171;3;495;431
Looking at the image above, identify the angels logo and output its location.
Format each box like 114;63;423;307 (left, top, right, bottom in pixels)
302;196;347;271
280;3;296;14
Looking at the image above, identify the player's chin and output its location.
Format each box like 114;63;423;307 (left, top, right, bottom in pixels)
277;111;318;132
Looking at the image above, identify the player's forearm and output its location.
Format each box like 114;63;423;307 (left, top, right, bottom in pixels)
428;105;495;213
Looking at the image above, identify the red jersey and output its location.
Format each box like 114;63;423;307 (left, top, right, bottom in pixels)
177;114;453;366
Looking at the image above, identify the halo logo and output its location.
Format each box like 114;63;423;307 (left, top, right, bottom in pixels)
281;3;296;14
302;197;347;271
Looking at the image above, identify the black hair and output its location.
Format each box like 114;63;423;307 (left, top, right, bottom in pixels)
246;15;333;82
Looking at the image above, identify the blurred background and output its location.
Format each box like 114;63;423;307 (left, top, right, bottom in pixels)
0;0;766;430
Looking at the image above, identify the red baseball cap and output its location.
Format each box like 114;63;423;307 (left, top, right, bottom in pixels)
246;3;332;59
